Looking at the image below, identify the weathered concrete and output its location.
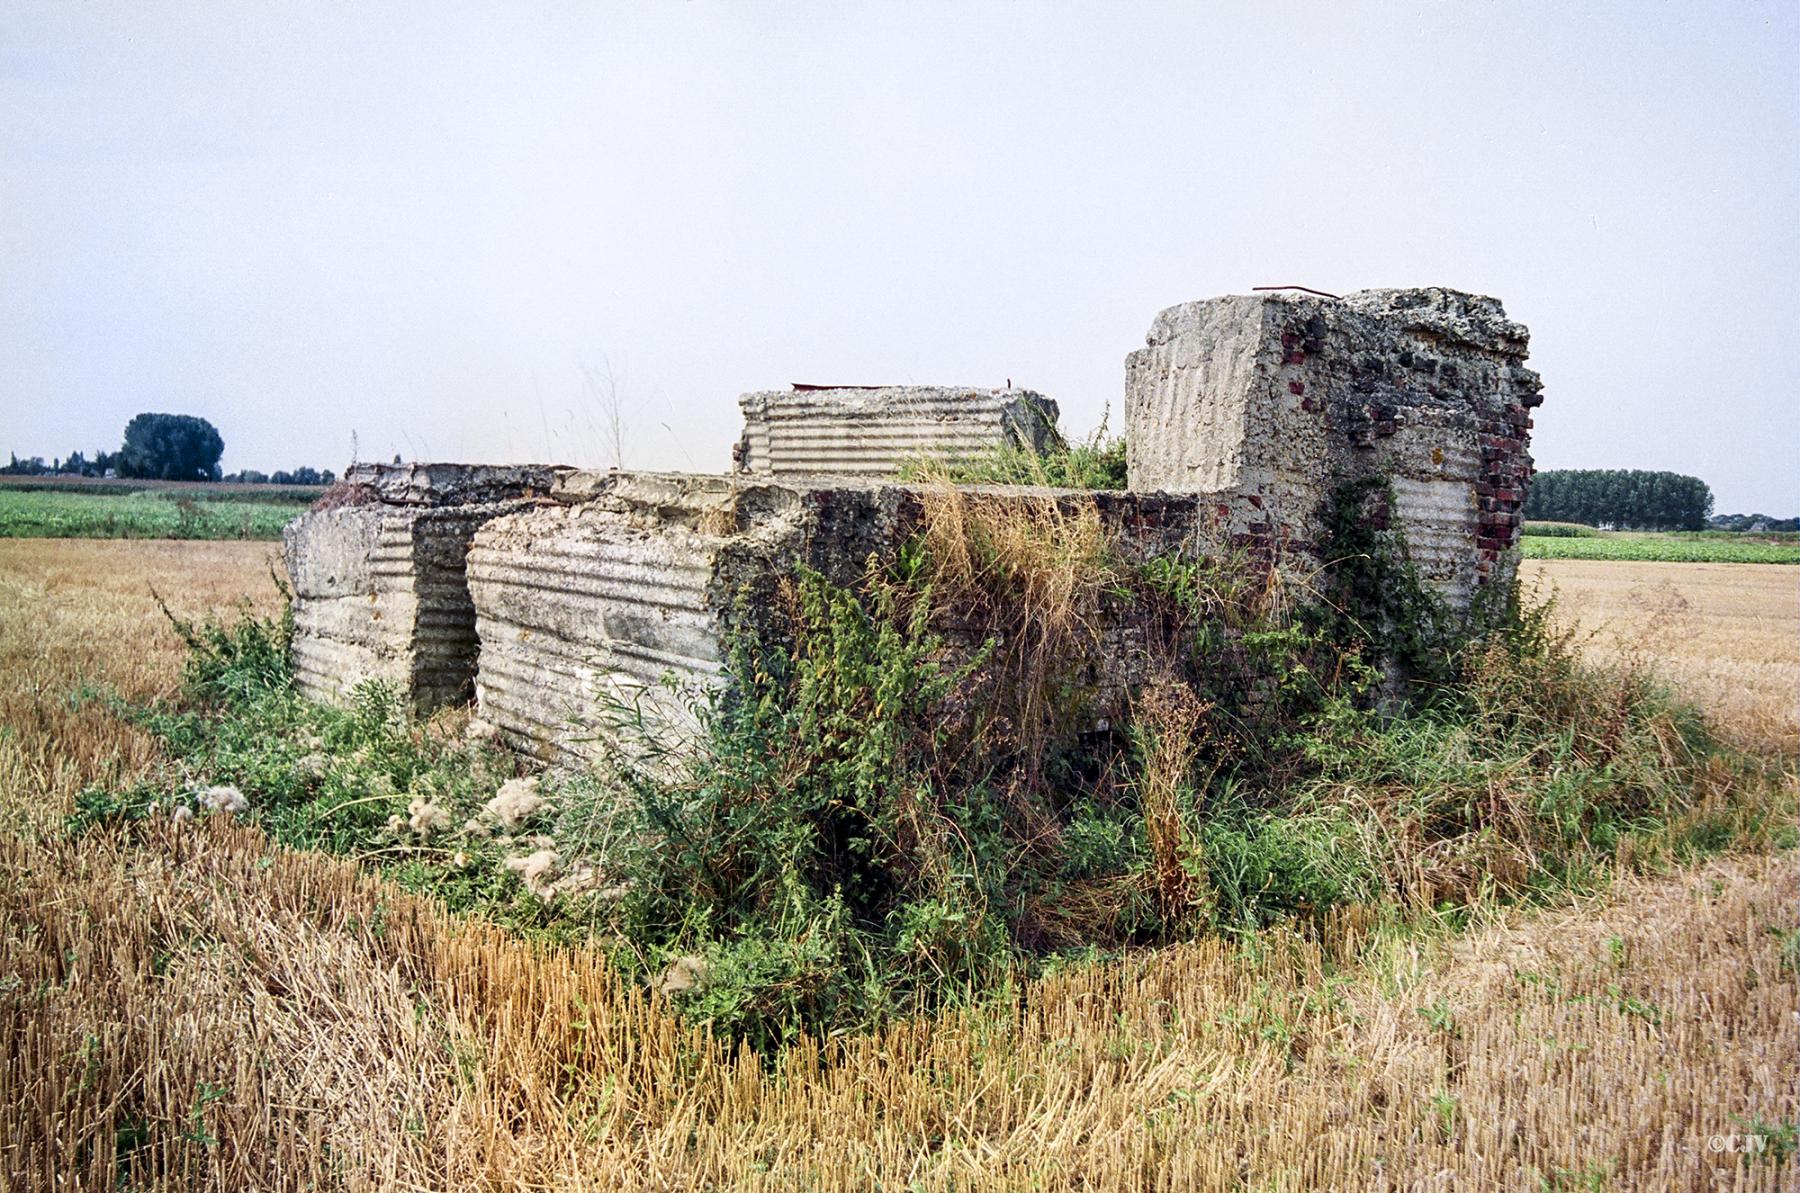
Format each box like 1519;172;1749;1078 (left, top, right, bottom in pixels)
339;461;567;506
465;471;1207;763
283;464;563;713
1124;288;1542;607
465;473;784;762
735;386;1060;477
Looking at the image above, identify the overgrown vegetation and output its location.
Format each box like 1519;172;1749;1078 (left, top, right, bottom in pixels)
70;591;565;932
578;484;1788;1046
73;479;1797;1056
901;410;1129;489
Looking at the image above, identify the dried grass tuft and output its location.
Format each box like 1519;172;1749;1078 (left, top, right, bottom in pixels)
912;472;1117;773
1133;679;1210;925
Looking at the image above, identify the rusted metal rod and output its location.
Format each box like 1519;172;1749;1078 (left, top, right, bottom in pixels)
1252;285;1341;299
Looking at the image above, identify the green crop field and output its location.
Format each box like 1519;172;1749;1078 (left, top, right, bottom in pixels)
0;487;310;540
1517;520;1602;538
1519;529;1800;564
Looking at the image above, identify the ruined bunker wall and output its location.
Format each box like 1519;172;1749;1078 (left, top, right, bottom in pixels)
285;285;1544;758
1124;287;1542;609
464;475;792;764
464;473;1216;763
282;463;564;714
1123;295;1274;495
339;461;568;506
286;501;544;714
285;503;420;706
465;471;914;764
404;505;521;710
1336;288;1542;599
735;387;1061;477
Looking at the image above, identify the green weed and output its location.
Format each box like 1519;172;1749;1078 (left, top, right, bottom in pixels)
900;409;1129;490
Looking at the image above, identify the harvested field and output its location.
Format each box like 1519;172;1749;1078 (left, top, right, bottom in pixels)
0;539;1794;1191
1524;558;1799;756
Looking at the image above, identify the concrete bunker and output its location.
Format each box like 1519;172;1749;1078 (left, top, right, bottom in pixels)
283;287;1543;760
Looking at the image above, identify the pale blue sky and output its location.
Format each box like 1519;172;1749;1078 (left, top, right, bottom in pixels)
3;1;1795;511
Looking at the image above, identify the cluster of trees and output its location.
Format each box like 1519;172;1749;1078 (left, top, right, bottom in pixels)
1708;513;1800;533
224;466;336;486
2;449;123;477
3;414;334;485
1524;469;1714;531
119;413;225;481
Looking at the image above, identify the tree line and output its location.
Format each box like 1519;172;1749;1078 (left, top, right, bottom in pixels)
1524;469;1714;531
2;413;335;486
1707;512;1799;533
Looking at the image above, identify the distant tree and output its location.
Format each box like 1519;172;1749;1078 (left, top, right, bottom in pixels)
119;414;224;481
1;454;48;476
1525;469;1713;531
1709;512;1800;533
268;466;329;486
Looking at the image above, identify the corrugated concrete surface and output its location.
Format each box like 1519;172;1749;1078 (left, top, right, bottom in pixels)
287;504;528;712
282;463;564;714
465;497;750;763
736;386;1059;477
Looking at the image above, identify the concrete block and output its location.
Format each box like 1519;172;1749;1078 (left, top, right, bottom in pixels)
735;386;1060;477
339;461;566;505
283;463;564;714
1124;287;1542;608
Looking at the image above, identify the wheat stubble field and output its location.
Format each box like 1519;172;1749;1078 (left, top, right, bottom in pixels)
1519;559;1798;757
0;539;1795;1191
